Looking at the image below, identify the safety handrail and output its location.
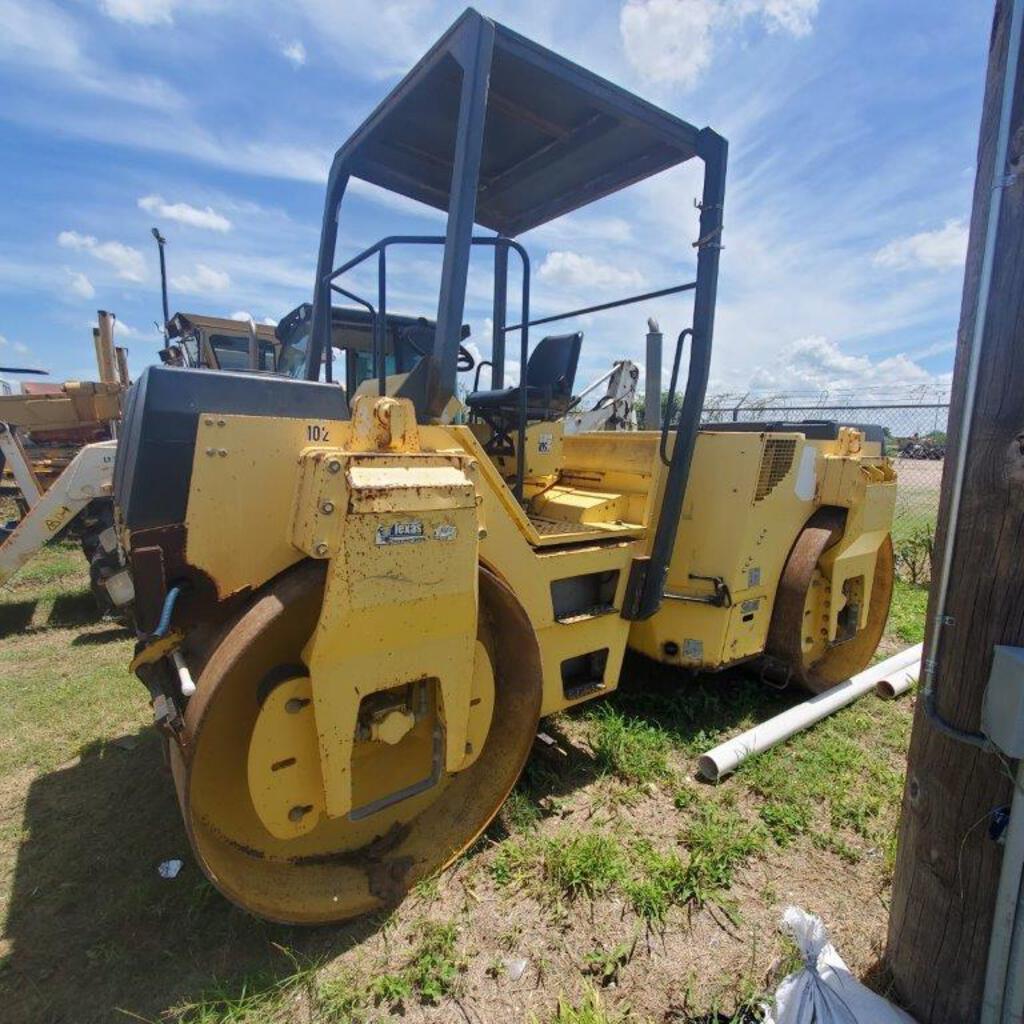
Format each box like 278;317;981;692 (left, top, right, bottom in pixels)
659;329;692;466
321;233;533;501
327;283;377;389
505;282;695;333
472;360;493;392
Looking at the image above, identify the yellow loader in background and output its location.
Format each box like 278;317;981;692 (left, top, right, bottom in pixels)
109;9;896;924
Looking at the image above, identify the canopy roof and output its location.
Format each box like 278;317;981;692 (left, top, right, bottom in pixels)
336;8;703;236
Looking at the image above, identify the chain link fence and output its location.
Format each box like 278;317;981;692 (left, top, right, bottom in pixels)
701;394;950;583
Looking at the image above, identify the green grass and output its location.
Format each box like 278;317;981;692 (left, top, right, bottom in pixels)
369;971;413;1008
888;579;929;644
539;989;630;1024
492;803;769;924
492;831;630;903
587;704;673;784
681;802;767;898
624;845;692;922
170;952;322;1024
542;832;628;900
406;920;465;1004
500;785;544;832
168;920;466;1020
737;695;909;875
0;542;140;776
582;938;636;987
758;799;811;846
491;831;629;904
5;544;83;586
316;973;368;1022
891;512;937;546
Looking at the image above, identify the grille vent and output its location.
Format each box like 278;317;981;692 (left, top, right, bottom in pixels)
753;439;797;502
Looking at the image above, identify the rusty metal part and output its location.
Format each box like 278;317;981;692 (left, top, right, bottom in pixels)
766;507;894;694
129;522;247;635
129;631;184;673
170;559;542;924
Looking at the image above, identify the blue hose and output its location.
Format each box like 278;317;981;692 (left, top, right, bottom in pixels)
152;585;182;638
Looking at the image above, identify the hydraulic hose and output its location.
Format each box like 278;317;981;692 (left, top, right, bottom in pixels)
152;585;182;639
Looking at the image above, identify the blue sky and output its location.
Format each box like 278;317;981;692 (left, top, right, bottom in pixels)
0;0;990;401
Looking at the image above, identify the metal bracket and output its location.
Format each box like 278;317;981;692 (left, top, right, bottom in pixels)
692;226;724;250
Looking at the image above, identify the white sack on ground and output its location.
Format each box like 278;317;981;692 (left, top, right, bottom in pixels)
762;907;918;1024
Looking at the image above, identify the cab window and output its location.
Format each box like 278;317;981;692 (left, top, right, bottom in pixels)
209;334;275;371
277;329;309;379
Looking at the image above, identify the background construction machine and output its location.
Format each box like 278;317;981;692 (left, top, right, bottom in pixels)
164;312;280;373
0;310;286;605
110;9;896;924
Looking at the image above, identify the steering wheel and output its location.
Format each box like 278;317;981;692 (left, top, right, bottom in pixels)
402;323;475;372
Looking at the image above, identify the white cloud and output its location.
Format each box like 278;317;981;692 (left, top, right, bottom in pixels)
228;310;277;327
110;319;144;338
99;0;176;26
68;270;96;299
281;40;307;66
288;0;449;79
0;333;30;355
0;0;183;110
172;263;231;294
620;0;819;88
538;251;644;292
57;230;92;250
0;0;80;76
906;338;956;360
749;0;819;36
873;219;968;271
748;335;939;395
528;213;635;247
620;0;715;90
57;230;146;282
138;194;231;232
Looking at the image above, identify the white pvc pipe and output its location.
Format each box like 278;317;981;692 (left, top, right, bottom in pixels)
875;661;921;700
698;644;923;782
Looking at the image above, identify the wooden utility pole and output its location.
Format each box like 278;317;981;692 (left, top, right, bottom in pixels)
887;2;1024;1021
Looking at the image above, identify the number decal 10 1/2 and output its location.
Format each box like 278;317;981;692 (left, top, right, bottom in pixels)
306;424;330;443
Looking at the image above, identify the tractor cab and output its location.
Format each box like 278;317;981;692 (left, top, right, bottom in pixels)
164;313;279;373
275;302;473;408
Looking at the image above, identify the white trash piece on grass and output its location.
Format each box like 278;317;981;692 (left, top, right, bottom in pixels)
763;907;917;1024
158;858;184;879
505;957;529;982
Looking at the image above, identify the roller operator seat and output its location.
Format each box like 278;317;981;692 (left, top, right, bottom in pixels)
468;330;582;420
466;331;583;455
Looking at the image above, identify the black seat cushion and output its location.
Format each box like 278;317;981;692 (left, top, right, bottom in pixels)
465;385;551;410
467;332;582;418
